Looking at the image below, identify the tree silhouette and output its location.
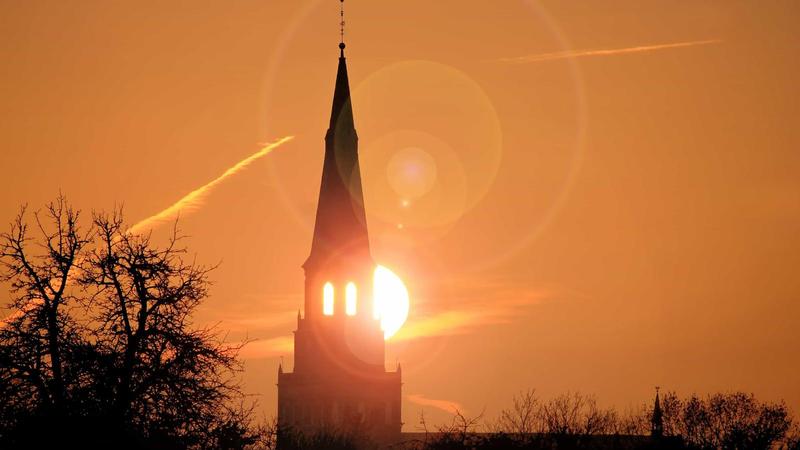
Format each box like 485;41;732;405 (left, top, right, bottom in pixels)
540;392;617;436
0;196;91;433
83;209;245;447
0;197;252;449
671;392;792;450
496;389;541;436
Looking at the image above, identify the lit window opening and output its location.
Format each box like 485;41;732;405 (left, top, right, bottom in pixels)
323;282;334;316
345;282;357;316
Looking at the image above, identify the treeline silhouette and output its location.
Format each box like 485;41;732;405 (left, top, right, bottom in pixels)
402;390;799;450
271;390;799;450
0;197;258;449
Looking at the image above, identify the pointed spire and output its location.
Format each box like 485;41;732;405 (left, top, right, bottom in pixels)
304;1;370;272
651;386;664;438
329;46;355;131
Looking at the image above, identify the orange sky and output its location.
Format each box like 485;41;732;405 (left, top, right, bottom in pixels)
1;0;799;428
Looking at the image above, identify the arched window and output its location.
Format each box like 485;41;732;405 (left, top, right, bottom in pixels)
323;282;334;316
345;282;357;316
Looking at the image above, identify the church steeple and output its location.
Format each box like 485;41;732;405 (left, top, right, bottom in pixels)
304;20;371;273
651;387;664;438
277;3;402;444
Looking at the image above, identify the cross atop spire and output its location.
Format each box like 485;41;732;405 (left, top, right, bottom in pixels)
339;0;346;56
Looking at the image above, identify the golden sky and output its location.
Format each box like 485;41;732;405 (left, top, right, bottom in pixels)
1;0;799;427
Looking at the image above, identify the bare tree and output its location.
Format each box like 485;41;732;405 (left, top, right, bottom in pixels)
423;409;484;450
82;210;243;446
678;392;792;450
658;390;683;437
784;421;800;450
614;404;650;436
541;392;616;436
0;196;91;422
495;389;542;435
0;198;254;449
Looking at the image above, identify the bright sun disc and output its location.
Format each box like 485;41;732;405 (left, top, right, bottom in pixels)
373;265;410;340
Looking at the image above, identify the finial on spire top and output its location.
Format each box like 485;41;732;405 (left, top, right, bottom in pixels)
339;0;346;56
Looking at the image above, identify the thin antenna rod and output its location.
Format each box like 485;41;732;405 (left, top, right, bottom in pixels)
339;0;346;55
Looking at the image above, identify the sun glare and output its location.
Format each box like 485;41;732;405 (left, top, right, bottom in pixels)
373;265;410;340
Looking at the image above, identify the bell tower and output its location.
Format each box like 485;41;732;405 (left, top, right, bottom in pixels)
277;2;402;446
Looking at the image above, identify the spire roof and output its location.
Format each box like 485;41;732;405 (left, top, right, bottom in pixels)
329;47;354;131
305;45;371;271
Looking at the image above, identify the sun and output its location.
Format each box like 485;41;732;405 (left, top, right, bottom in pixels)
373;265;410;340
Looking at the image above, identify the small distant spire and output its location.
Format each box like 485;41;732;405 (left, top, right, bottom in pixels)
651;386;664;438
339;0;346;57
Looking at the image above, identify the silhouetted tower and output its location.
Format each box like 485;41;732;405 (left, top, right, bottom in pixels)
651;387;664;438
277;2;402;446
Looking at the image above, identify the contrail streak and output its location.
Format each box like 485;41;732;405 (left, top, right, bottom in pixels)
0;300;42;329
407;394;465;415
1;136;294;329
128;136;294;235
499;39;722;64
